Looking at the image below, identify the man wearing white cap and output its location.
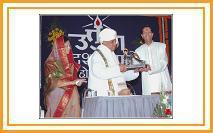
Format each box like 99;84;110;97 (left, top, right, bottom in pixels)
88;28;139;96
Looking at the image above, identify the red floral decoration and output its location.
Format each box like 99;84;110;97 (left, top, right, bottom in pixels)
164;108;172;115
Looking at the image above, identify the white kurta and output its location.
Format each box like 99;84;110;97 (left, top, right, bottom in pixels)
88;45;138;96
135;42;172;95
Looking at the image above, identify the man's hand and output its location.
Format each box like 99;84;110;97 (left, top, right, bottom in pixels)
119;64;127;72
144;64;151;72
134;65;151;72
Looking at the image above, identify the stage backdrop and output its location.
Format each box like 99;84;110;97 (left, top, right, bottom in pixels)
40;15;172;109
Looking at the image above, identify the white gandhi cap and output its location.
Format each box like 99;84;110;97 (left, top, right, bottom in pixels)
99;28;118;44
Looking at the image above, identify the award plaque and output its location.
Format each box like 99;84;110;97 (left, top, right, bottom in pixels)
123;48;148;70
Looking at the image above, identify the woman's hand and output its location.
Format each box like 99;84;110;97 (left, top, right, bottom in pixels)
74;79;87;86
58;78;87;88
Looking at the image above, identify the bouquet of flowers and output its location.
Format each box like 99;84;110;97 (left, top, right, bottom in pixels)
153;91;172;118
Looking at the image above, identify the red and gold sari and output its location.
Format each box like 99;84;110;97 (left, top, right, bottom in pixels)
44;36;81;117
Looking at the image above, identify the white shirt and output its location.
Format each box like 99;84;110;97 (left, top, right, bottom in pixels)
135;42;172;95
88;45;138;96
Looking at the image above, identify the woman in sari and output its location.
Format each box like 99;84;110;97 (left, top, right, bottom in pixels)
44;28;86;118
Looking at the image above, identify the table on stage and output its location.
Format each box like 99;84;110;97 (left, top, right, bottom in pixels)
82;95;160;118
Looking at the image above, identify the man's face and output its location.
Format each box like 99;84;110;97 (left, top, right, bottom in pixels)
141;27;153;44
103;39;118;51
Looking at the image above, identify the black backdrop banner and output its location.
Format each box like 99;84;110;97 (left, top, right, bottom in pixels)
40;15;172;109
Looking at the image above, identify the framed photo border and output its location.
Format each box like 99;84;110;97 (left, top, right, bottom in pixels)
0;2;212;132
